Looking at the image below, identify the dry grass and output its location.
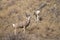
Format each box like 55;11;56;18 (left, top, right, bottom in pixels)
0;0;60;40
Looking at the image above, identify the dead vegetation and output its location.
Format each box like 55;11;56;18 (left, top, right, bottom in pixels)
0;0;60;40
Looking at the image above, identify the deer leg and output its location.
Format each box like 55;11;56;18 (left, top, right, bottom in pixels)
23;26;25;33
14;27;17;35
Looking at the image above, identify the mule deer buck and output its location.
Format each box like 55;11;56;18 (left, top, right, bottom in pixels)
34;10;40;22
12;13;31;35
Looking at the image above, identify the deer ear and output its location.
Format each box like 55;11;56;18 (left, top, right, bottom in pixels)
25;11;31;17
25;13;30;17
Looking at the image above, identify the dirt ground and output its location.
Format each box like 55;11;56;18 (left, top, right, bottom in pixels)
0;0;60;40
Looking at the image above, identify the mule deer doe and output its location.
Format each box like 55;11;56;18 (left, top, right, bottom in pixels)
12;13;31;35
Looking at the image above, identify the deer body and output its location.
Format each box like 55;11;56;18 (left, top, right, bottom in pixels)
13;15;31;35
13;18;30;28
